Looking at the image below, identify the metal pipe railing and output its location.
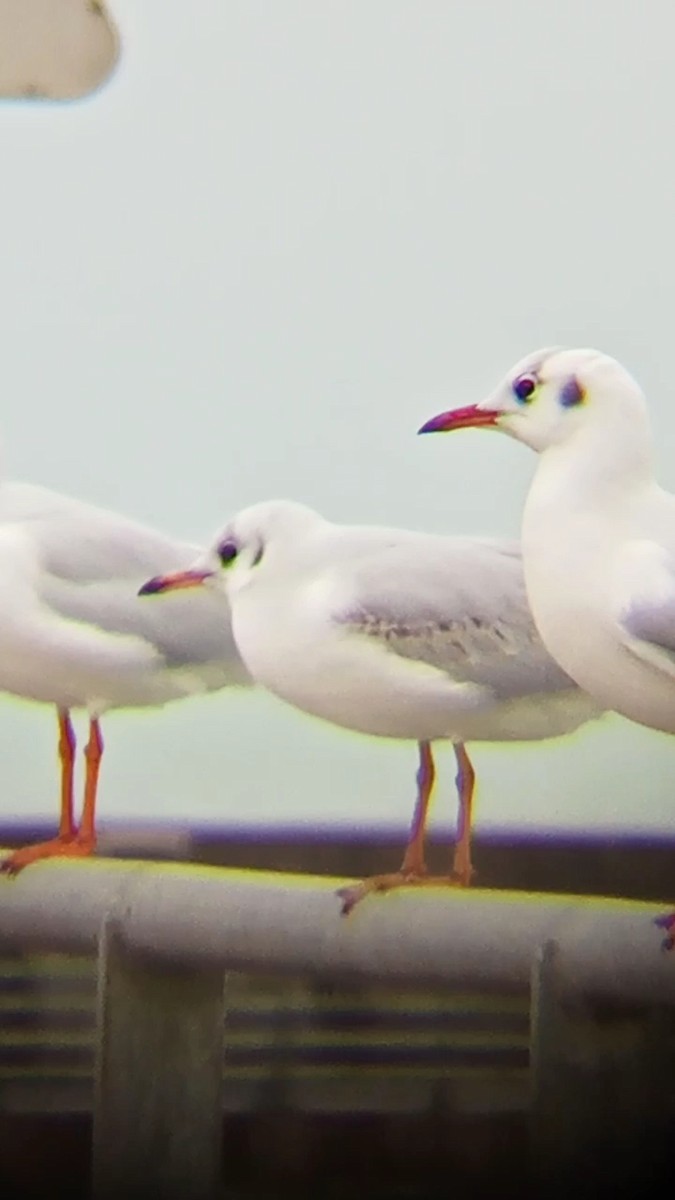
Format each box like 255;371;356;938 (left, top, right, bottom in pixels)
0;854;672;1006
1;854;674;1198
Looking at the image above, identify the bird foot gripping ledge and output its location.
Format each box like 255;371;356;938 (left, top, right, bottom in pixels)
336;871;464;916
654;911;675;952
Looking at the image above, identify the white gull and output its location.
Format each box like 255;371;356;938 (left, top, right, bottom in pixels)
0;481;251;875
139;498;603;913
420;346;675;946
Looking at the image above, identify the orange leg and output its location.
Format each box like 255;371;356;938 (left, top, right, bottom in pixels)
451;741;476;887
399;740;435;876
75;718;103;851
57;710;76;840
337;740;460;915
1;712;102;877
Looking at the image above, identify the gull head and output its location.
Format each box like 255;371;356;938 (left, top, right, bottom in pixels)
139;499;324;600
419;347;649;454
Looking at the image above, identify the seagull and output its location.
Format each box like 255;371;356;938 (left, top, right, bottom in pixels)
419;346;675;947
0;481;251;876
139;498;602;913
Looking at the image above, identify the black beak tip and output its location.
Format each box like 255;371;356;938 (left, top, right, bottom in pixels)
138;577;162;597
417;416;442;435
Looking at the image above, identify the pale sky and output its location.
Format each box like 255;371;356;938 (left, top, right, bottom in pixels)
2;0;675;839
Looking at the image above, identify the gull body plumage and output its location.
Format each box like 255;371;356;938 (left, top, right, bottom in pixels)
421;346;675;945
0;480;250;874
141;498;602;909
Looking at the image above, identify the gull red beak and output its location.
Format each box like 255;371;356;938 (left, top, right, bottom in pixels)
418;404;501;434
138;569;214;596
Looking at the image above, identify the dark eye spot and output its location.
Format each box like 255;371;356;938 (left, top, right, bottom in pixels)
218;539;239;566
252;544;264;567
512;374;537;404
559;376;585;408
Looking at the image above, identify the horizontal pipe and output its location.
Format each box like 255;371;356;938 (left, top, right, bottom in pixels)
0;854;672;1006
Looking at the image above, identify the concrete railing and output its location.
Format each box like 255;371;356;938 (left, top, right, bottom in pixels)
0;855;673;1198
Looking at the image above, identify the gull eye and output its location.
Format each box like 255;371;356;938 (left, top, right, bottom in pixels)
217;539;239;566
512;374;537;404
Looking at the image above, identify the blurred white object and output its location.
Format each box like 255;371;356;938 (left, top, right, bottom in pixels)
0;0;119;100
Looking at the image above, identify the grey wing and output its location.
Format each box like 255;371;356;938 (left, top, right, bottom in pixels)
621;599;675;656
0;482;200;583
39;572;250;683
616;541;675;679
337;536;580;701
1;484;250;683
